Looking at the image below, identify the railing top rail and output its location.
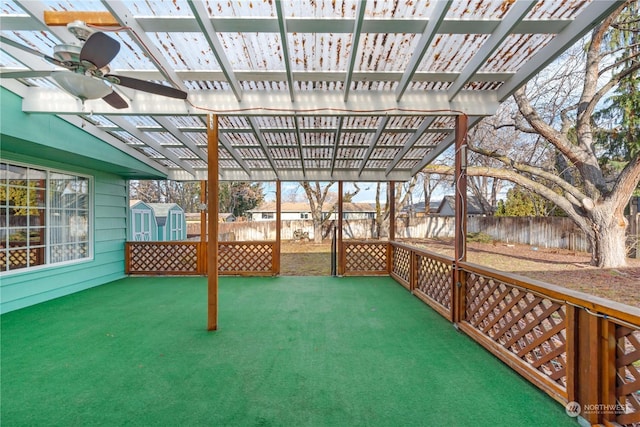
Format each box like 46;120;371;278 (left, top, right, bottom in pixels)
459;260;640;327
391;241;455;265
126;241;200;246
343;240;389;244
219;241;276;245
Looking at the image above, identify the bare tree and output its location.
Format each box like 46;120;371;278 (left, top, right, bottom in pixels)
300;181;336;243
425;1;640;267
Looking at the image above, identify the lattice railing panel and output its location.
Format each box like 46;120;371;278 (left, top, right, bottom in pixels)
344;242;387;274
219;242;273;273
416;255;452;311
616;327;640;426
1;247;43;270
465;272;567;390
392;245;410;283
128;242;199;274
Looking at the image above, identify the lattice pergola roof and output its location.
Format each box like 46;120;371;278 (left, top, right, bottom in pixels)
0;0;622;182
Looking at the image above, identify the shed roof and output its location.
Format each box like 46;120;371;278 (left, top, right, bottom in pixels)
0;0;622;182
146;202;182;218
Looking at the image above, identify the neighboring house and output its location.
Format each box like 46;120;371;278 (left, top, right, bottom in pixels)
248;202;312;221
399;201;440;217
1;88;167;314
436;196;488;217
147;203;187;241
247;202;378;221
218;213;236;223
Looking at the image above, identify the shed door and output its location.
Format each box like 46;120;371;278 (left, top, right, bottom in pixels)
169;211;183;240
132;209;152;241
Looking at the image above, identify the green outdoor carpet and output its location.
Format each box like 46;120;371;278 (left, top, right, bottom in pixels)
1;276;576;426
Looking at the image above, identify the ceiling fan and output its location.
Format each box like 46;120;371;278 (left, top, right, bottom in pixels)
0;21;188;109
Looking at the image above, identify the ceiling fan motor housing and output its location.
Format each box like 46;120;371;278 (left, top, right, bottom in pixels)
67;21;95;42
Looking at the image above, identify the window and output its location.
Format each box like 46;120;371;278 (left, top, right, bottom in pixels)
300;213;309;219
262;213;274;220
0;162;91;272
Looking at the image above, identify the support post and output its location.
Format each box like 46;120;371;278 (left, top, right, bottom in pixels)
200;180;207;242
388;181;396;241
200;180;207;274
207;114;219;331
388;181;396;274
274;180;281;275
453;113;468;324
338;181;344;275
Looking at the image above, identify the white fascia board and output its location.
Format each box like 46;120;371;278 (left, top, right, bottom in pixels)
21;87;499;116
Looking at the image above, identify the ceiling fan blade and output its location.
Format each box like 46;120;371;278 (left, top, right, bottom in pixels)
102;91;128;109
105;74;188;99
0;70;53;79
80;32;120;69
0;36;67;67
1;35;47;58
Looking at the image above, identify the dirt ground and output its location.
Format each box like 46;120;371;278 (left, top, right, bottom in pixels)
280;239;640;308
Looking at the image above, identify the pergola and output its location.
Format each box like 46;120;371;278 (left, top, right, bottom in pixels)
1;0;623;327
0;0;622;182
5;4;640;425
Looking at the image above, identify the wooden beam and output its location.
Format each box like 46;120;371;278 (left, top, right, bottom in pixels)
44;11;119;26
207;114;219;331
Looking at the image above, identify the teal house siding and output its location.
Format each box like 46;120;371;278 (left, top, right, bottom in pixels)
0;162;129;313
1;89;166;314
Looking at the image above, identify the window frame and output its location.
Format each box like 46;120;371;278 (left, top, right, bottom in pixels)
0;161;93;275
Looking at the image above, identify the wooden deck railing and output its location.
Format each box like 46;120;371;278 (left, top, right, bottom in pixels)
341;240;389;275
125;239;639;425
125;241;278;276
388;241;640;426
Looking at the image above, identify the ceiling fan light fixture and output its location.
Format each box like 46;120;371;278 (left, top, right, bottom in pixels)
51;71;112;100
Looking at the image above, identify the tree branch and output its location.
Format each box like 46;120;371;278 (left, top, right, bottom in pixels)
468;143;588;202
423;164;593;234
513;88;588;165
584;60;640;119
608;154;640;210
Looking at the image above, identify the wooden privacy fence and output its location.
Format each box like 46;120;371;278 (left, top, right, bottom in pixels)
125;241;278;276
388;241;640;426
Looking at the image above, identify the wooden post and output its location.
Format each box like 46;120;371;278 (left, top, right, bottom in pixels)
207;114;219;331
200;180;207;242
388;181;396;275
575;309;601;424
274;180;281;275
600;318;617;425
389;181;396;241
453;113;468;324
338;181;344;275
199;180;207;274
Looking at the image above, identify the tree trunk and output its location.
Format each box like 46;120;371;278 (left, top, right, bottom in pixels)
313;218;323;243
587;205;628;267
